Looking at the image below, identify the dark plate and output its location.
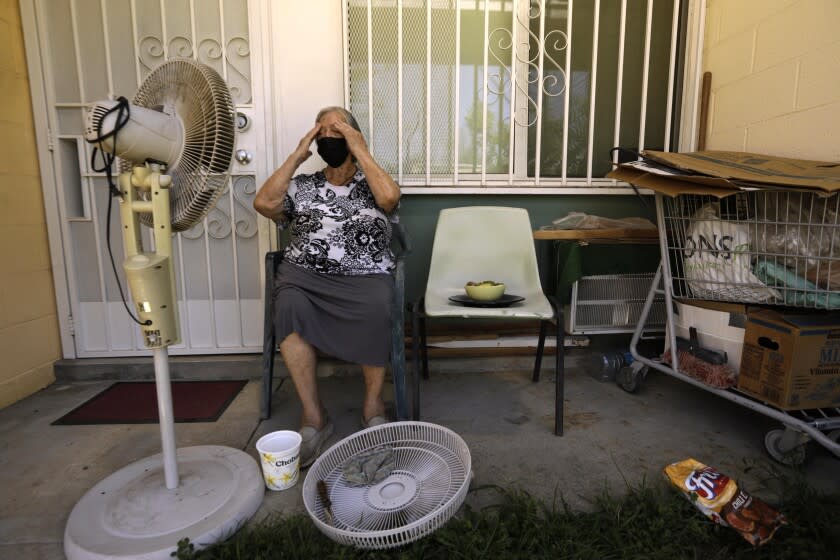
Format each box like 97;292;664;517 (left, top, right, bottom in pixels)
448;294;525;308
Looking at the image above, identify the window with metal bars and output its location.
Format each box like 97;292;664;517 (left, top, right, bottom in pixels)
344;0;683;189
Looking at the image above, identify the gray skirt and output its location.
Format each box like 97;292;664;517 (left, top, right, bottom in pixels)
273;261;393;366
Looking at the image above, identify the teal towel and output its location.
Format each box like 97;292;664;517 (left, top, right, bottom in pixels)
753;259;840;309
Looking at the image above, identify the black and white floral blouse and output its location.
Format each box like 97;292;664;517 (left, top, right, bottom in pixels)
279;169;396;275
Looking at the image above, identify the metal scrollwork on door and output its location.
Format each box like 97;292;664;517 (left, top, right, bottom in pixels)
225;37;251;104
179;177;256;241
139;36;194;73
138;36;165;74
198;37;224;72
137;33;249;104
488;0;568;127
181;221;205;240
168;36;194;58
232;176;257;239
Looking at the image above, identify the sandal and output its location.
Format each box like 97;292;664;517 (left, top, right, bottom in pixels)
361;414;389;429
299;419;334;468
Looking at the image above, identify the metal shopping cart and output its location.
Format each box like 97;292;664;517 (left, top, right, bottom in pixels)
628;190;840;465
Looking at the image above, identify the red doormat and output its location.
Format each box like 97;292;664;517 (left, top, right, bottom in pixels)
52;380;248;425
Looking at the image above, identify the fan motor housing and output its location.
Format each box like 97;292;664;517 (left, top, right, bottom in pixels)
85;101;184;167
123;253;179;348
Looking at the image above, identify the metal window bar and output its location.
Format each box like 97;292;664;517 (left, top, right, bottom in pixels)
426;0;431;184
453;1;461;184
637;0;653;153
561;0;573;184
610;0;626;176
346;0;680;188
130;0;143;87
533;0;546;185
397;0;403;183
585;0;600;181
663;0;680;151
481;0;489;185
506;2;518;186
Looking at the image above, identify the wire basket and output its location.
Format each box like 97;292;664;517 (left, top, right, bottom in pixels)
302;421;471;549
660;191;840;309
568;273;666;334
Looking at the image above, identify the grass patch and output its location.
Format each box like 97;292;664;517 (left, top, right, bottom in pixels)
175;469;839;559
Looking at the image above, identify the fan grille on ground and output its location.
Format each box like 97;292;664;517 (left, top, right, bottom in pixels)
303;422;471;549
119;58;236;232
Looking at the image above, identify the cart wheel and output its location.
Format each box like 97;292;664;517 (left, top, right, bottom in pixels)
764;429;810;466
617;364;646;394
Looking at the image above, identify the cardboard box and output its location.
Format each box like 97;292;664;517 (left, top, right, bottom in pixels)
738;310;840;410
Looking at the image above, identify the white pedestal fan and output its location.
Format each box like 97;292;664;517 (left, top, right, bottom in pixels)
64;59;264;560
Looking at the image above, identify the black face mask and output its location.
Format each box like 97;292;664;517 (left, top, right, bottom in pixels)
316;137;350;168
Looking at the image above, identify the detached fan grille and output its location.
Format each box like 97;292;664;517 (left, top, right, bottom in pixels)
303;422;471;549
120;58;236;232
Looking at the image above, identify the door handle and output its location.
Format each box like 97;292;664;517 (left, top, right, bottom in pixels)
235;149;253;164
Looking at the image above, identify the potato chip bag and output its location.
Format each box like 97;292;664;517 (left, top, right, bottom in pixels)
664;458;787;546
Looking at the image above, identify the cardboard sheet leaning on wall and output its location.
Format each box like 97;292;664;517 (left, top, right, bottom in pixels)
606;150;840;198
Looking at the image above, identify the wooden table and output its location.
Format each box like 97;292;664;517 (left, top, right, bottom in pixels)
533;228;661;295
533;228;660;243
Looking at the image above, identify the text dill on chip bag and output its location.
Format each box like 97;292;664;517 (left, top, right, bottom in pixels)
664;458;787;546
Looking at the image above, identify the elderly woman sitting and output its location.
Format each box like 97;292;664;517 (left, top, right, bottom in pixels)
253;107;401;467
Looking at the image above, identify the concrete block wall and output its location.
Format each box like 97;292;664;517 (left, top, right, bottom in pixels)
0;0;60;409
703;0;840;161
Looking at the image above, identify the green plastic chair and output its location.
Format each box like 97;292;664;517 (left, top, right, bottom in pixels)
409;207;565;435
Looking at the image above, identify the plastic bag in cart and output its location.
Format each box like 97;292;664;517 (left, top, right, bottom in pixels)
749;192;840;290
683;205;780;302
544;212;656;230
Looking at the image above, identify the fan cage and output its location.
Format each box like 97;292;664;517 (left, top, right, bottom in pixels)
119;58;236;232
303;421;471;549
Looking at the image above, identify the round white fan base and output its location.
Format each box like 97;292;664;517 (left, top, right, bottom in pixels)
64;445;264;560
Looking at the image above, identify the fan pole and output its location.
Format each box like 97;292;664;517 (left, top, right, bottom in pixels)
153;347;178;488
120;164;182;488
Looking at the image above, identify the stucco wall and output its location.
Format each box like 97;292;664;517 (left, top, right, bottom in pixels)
703;0;840;160
0;0;60;409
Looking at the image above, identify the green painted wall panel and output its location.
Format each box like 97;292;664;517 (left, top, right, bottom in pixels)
398;194;659;302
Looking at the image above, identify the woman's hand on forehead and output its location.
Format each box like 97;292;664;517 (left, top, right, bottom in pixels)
317;115;345;137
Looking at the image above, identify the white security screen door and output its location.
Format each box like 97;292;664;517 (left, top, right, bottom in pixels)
25;0;269;357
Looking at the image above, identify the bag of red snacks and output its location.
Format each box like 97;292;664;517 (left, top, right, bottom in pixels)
664;458;787;546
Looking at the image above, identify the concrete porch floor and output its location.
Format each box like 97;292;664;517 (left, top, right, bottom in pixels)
1;351;838;559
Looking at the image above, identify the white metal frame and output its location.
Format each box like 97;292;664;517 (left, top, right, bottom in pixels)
20;0;274;358
342;0;699;195
20;1;76;358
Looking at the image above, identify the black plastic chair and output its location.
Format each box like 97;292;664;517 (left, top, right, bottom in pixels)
261;222;412;421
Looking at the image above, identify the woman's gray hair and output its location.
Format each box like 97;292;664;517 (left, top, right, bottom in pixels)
316;106;362;133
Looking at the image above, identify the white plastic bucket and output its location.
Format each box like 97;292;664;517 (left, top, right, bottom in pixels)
256;430;302;491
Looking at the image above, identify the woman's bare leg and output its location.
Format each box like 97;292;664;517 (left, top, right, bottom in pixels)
279;332;325;429
361;365;387;422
